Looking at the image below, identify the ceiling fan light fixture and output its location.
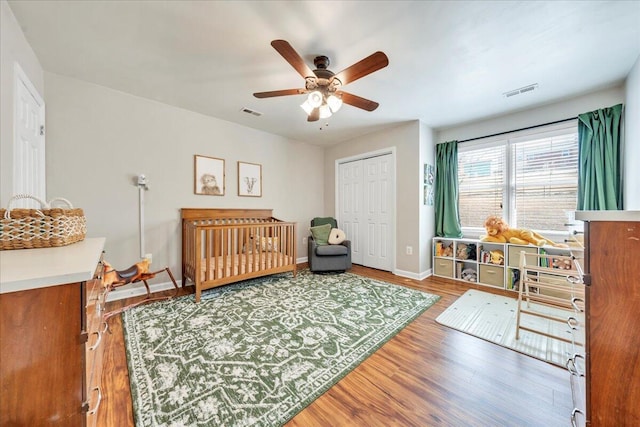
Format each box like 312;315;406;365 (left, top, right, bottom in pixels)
319;104;332;119
300;99;315;115
307;91;323;108
327;94;342;112
254;40;389;122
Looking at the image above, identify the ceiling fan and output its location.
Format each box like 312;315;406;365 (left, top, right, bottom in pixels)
253;40;389;122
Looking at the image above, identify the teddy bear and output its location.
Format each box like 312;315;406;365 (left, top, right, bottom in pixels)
480;215;568;248
456;243;469;260
442;243;454;257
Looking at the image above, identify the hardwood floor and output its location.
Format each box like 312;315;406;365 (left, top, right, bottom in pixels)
98;264;572;426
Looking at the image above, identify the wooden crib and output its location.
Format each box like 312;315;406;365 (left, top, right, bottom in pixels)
181;208;297;302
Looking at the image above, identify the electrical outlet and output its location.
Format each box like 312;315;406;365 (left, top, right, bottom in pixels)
406;246;413;255
145;253;153;264
302;237;307;245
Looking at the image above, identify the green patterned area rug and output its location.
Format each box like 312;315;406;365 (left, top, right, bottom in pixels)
122;270;440;427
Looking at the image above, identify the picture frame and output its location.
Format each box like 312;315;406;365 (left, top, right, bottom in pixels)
238;161;262;197
424;163;434;206
194;155;225;196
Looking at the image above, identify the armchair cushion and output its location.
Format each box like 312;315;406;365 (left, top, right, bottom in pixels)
316;244;349;256
309;223;331;245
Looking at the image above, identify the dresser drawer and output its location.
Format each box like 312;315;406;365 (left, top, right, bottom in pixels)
434;258;454;278
479;264;505;287
84;252;107;426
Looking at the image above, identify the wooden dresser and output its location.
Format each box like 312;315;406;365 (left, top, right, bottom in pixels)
0;238;106;426
574;211;640;426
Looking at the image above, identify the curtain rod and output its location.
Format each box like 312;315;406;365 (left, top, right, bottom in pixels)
457;117;576;144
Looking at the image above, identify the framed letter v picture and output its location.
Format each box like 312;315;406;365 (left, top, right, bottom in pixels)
238;161;262;197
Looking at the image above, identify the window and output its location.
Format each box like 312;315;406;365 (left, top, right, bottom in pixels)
458;121;579;234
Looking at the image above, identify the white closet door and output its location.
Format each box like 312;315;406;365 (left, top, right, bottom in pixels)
338;153;394;271
339;160;363;264
362;154;393;271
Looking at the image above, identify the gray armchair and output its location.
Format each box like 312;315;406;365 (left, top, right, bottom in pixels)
308;217;352;272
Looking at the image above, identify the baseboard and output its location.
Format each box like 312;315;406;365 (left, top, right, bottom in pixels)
106;280;185;302
394;268;432;281
297;256;308;264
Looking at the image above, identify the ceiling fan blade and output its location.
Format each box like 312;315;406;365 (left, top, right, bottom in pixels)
253;88;306;98
333;51;389;86
307;108;320;122
339;91;379;112
271;40;315;79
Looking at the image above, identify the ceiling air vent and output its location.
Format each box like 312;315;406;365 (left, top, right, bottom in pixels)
240;107;263;117
503;83;539;98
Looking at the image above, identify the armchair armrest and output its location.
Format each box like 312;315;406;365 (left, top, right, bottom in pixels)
308;235;319;260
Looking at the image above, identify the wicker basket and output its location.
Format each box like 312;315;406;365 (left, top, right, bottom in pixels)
0;195;87;250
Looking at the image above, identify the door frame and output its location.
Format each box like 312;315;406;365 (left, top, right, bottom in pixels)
335;147;396;273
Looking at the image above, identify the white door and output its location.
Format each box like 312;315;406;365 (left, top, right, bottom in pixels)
338;153;394;271
13;63;46;208
339;160;363;264
362;154;393;271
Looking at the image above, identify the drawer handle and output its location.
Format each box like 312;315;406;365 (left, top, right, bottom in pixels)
571;408;585;427
571;297;585;312
567;316;580;330
88;330;102;351
566;275;582;284
566;354;585;377
87;386;102;415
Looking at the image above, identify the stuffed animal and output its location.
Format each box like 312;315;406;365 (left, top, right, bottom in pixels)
456;243;469;260
461;268;477;282
480;215;568;248
442;243;454;257
552;257;574;270
489;249;505;265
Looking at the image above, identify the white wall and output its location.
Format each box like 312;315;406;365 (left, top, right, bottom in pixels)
419;122;436;276
624;55;640;209
324;121;426;278
437;86;625;143
0;0;44;206
44;72;324;291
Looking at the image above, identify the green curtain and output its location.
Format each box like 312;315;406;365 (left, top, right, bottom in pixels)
435;140;462;237
577;103;624;210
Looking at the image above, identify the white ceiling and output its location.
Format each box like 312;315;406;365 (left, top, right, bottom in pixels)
8;0;640;146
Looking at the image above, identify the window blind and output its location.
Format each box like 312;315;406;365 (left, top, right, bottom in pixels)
512;133;578;232
457;123;579;233
458;142;505;229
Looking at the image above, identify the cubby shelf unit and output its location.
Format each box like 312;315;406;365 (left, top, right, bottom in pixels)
432;237;575;292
